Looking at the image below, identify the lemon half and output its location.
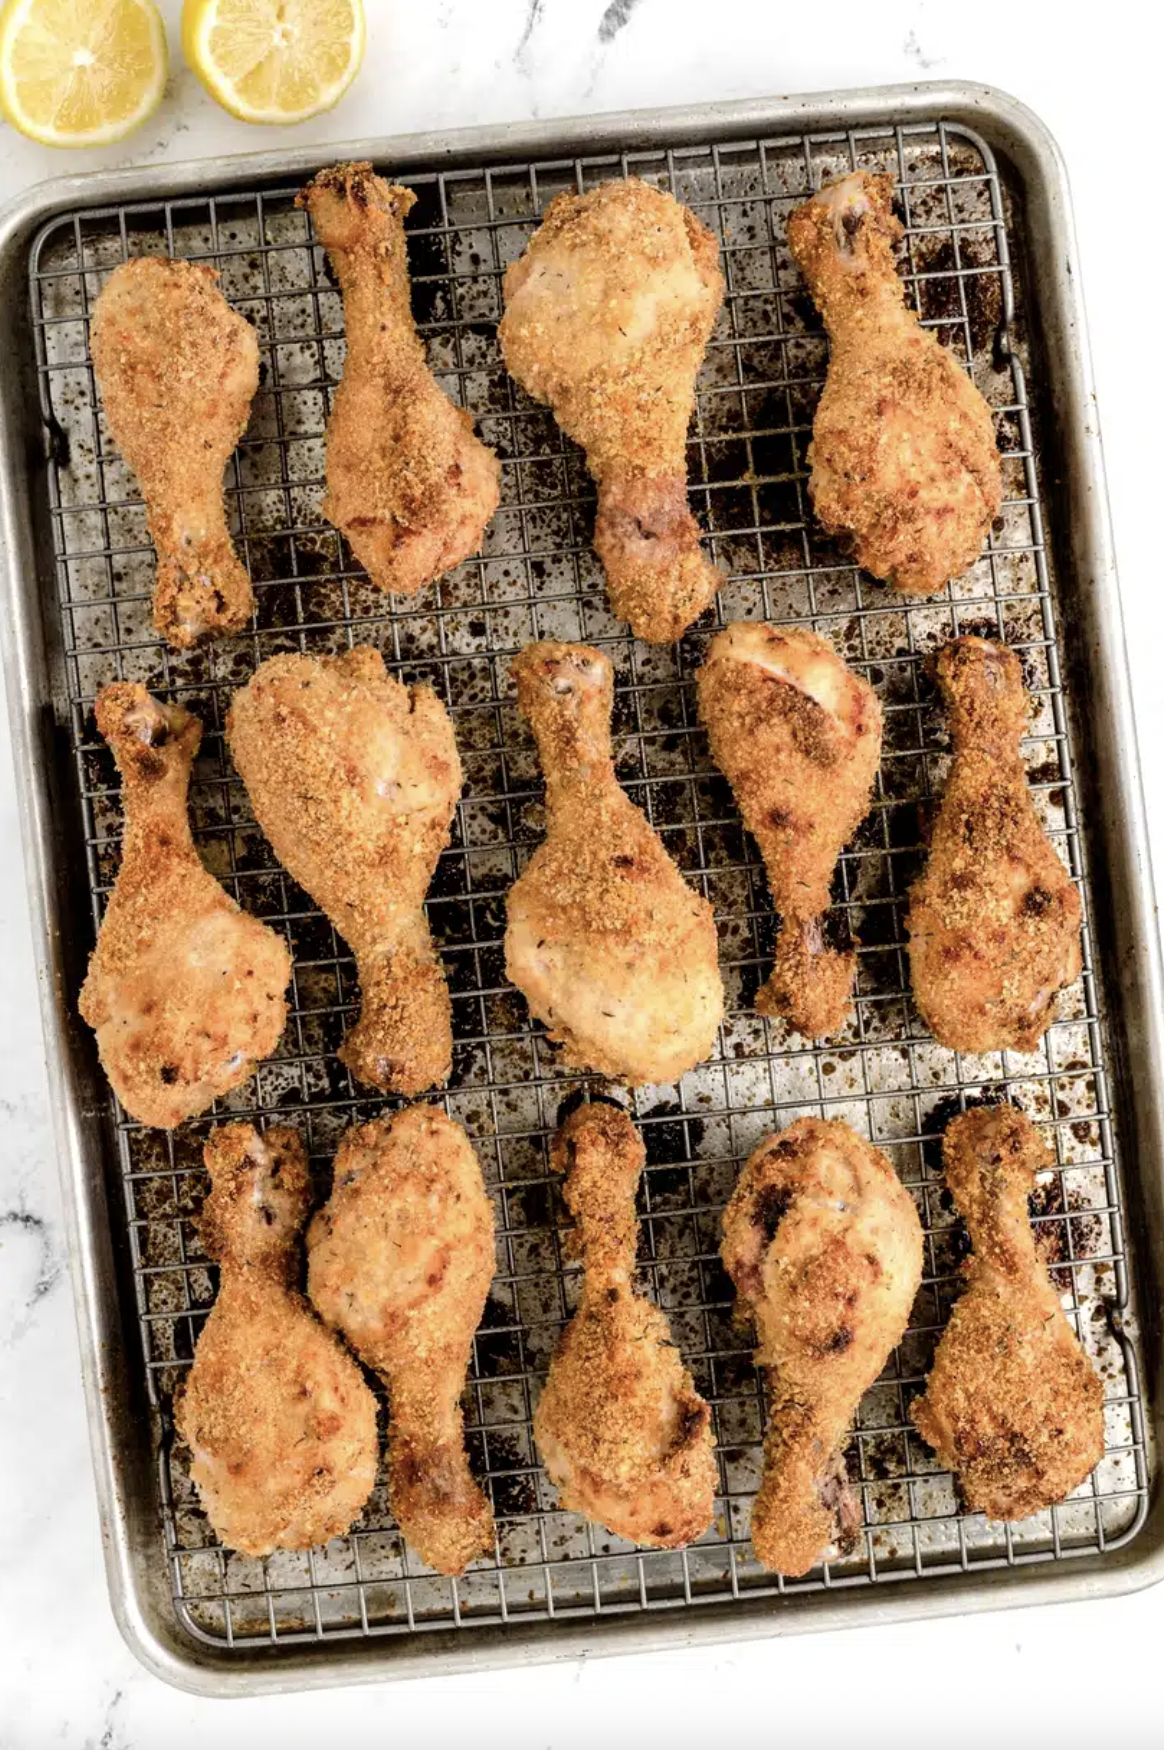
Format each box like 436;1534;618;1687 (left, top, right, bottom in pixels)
183;0;364;126
0;0;167;147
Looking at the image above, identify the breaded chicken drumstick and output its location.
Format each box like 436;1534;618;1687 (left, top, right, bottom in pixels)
912;1103;1104;1518
300;164;500;595
228;648;461;1097
500;178;724;642
907;638;1082;1052
91;257;259;647
79;684;290;1128
505;641;723;1084
722;1117;923;1575
176;1124;378;1556
535;1102;716;1547
788;173;1001;596
308;1106;496;1575
698;623;881;1038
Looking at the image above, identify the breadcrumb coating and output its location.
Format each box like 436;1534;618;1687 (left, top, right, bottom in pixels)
534;1102;716;1547
907;637;1082;1052
504;641;723;1084
175;1124;378;1556
722;1117;922;1575
307;1106;496;1576
299;163;499;595
788;172;1001;596
78;684;290;1128
500;178;724;642
911;1104;1104;1518
698;622;881;1038
227;647;461;1096
90;257;258;647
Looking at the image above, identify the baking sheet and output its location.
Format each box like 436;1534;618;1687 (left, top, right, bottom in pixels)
1;83;1160;1693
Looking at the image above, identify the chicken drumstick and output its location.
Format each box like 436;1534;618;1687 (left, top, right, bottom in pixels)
307;1106;496;1576
505;641;723;1085
722;1117;923;1575
912;1103;1104;1518
79;684;290;1128
500;178;724;643
227;648;461;1096
907;637;1082;1053
299;164;500;596
698;623;881;1038
91;257;259;647
534;1102;716;1548
788;172;1001;596
176;1124;378;1556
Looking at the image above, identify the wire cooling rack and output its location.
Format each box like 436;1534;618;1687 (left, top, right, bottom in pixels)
28;118;1150;1651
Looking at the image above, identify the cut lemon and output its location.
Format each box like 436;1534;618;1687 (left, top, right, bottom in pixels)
0;0;167;146
183;0;364;126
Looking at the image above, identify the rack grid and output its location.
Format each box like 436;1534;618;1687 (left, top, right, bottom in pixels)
28;116;1149;1652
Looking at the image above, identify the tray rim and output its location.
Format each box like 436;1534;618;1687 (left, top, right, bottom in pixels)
1;77;1162;1696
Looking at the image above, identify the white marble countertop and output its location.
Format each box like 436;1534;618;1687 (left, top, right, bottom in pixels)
2;2;1161;1744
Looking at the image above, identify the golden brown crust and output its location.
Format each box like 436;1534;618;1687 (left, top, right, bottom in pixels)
174;1124;378;1556
227;647;461;1096
77;683;290;1127
307;1106;496;1575
911;1104;1104;1518
504;641;723;1083
788;173;905;330
500;178;724;642
788;172;1001;597
197;1122;311;1267
90;257;258;647
721;1117;923;1575
755;916;859;1040
592;474;721;644
906;638;1082;1052
299;163;499;595
533;1103;716;1547
697;623;881;1038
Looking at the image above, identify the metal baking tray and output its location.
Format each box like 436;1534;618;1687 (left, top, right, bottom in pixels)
1;81;1161;1696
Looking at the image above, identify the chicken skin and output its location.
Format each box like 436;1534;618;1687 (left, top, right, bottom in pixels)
788;173;1001;596
505;642;723;1084
912;1104;1104;1519
90;257;259;647
499;178;724;643
79;685;290;1128
307;1107;496;1576
175;1124;378;1556
907;638;1082;1052
227;648;461;1096
299;164;500;595
534;1102;716;1548
722;1118;923;1576
697;623;881;1038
